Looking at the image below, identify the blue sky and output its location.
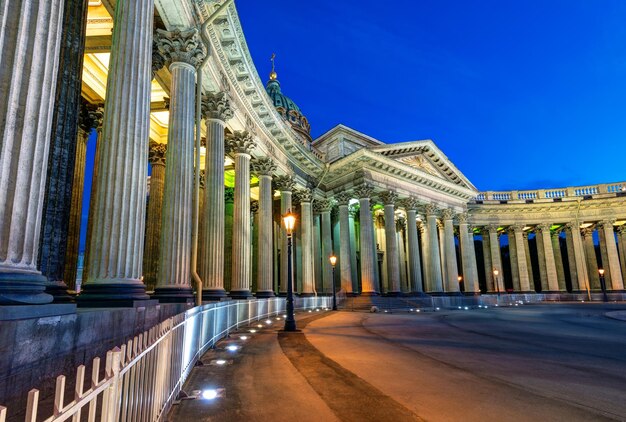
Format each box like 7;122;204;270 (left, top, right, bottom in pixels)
237;0;626;191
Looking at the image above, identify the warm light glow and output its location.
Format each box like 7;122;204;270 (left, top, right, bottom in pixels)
329;254;337;267
283;210;296;235
493;269;499;276
457;275;463;282
599;268;605;276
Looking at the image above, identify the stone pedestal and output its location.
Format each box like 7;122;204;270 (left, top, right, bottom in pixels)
0;0;65;306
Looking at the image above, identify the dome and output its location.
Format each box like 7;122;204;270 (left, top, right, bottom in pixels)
265;57;311;143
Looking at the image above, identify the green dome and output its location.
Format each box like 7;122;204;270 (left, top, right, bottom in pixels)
265;70;311;141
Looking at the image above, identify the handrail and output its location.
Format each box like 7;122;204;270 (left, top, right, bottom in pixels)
474;181;626;202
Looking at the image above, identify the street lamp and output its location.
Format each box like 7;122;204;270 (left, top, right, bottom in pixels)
329;253;337;310
283;210;297;331
598;268;608;303
493;269;500;297
458;275;463;292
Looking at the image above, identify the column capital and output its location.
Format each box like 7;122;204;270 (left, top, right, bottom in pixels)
511;223;525;233
581;227;594;237
424;203;439;216
456;211;469;224
488;224;500;233
313;198;333;213
399;197;420;211
536;223;551;232
152;40;166;77
250;200;259;214
618;225;626;235
378;190;398;205
353;183;375;199
334;191;353;206
78;100;103;133
201;91;234;121
155;28;206;68
396;216;406;231
148;141;167;166
225;187;235;203
441;208;454;221
294;188;313;204
600;219;616;228
251;156;276;177
199;169;205;189
348;204;359;218
225;130;255;155
273;175;295;192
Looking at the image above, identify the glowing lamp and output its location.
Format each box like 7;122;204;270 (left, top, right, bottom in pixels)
493;269;499;276
283;210;296;235
329;254;337;267
599;268;605;276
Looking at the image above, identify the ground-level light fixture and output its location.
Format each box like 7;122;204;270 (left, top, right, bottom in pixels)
202;389;219;400
226;345;239;352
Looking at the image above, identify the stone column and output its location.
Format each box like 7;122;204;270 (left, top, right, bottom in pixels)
199;91;234;299
143;142;166;291
481;228;494;291
223;187;234;291
507;227;521;292
396;217;410;293
0;0;64;305
437;221;447;285
79;0;156;306
274;175;295;295
419;222;430;290
312;209;323;292
442;209;460;293
64;103;103;291
295;189;315;295
618;226;626;283
348;205;359;292
564;222;588;292
535;227;548;291
512;225;532;292
379;191;401;295
354;184;378;294
317;199;334;293
401;198;423;294
226;131;255;298
425;204;444;293
536;224;560;292
523;232;536;292
550;230;567;291
38;0;90;302
251;157;276;297
581;228;600;290
458;213;479;294
597;225;613;288
488;225;504;292
152;29;205;302
251;200;259;292
197;170;206;274
334;192;353;294
599;220;623;290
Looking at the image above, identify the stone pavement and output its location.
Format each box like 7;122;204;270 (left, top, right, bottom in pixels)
168;304;626;421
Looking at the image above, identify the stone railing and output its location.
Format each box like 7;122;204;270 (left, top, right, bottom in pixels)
473;182;626;203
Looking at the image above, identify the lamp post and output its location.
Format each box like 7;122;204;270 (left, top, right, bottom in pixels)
283;210;297;331
329;253;337;310
598;268;608;303
493;269;500;297
458;275;463;293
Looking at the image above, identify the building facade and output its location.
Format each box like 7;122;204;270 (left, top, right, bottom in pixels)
1;0;625;312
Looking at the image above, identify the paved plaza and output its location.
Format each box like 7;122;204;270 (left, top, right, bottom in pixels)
170;304;626;422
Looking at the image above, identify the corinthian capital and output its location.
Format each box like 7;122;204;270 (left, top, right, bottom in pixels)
456;212;469;224
399;197;419;211
251;156;276;176
536;223;551;233
294;188;313;203
378;190;398;206
353;184;375;199
199;169;205;189
155;28;206;68
441;208;454;220
152;40;166;77
313;199;333;213
201;91;234;121
273;175;295;192
77;99;104;134
424;203;439;216
600;219;616;229
148;141;167;166
395;216;406;231
225;130;255;155
334;191;353;206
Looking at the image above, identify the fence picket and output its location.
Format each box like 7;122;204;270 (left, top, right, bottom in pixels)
25;389;39;422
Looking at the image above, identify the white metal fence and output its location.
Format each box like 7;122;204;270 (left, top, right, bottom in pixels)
0;296;332;422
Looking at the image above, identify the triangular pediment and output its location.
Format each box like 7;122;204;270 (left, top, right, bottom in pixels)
370;140;476;190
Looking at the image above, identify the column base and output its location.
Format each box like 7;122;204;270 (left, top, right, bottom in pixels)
0;272;53;305
0;303;76;321
203;288;228;301
255;290;275;298
45;281;74;303
229;290;253;299
152;286;195;303
76;281;153;308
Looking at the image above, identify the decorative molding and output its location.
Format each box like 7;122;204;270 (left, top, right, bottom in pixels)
294;188;313;203
225;130;255;155
334;191;352;206
251;156;276;177
379;190;398;206
201;91;234;121
273;175;295;192
148;141;167;165
353;184;375;199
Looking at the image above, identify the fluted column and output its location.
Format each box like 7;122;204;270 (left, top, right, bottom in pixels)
0;0;64;305
225;131;255;298
354;185;378;294
597;225;613;288
458;213;479;294
618;226;626;283
551;231;567;291
437;221;447;284
401;199;423;294
507;228;521;292
424;204;444;293
396;217;410;293
488;225;504;292
143;142;166;291
536;224;559;292
275;175;295;295
334;192;353;294
523;232;536;292
199;92;233;299
294;189;315;295
152;29;205;302
38;0;90;303
64;103;103;291
224;187;234;291
251;157;276;297
197;170;206;274
251;200;259;291
511;225;531;292
317;199;334;293
581;228;600;290
379;191;401;295
348;206;359;293
312;210;323;292
442;209;460;293
599;220;623;290
79;0;155;306
565;222;588;292
481;228;494;291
